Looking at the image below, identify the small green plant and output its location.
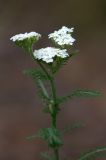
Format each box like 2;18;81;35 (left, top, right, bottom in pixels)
10;26;106;160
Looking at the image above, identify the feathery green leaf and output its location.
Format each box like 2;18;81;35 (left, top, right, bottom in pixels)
23;68;48;81
26;128;63;148
71;89;101;97
78;146;106;160
23;69;50;103
62;122;86;135
56;89;101;105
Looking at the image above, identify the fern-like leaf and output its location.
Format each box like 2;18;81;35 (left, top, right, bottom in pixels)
56;89;101;105
23;68;48;81
71;89;101;97
78;146;106;160
62;122;85;135
23;69;50;103
26;127;63;148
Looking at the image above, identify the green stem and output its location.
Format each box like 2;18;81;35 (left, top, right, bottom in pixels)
50;77;59;160
50;78;57;106
52;113;57;128
54;148;59;160
37;60;51;80
30;47;51;81
38;66;59;160
37;63;60;160
30;49;59;160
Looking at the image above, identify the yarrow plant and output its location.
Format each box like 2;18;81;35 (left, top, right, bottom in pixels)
10;26;106;160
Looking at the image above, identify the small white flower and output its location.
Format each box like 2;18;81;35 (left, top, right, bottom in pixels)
33;47;69;63
48;26;75;46
10;32;41;42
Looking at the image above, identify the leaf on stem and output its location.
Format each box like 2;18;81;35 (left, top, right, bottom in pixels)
26;127;63;148
71;89;101;97
23;69;50;104
78;146;106;160
56;89;101;105
39;127;63;148
61;122;86;135
23;68;48;81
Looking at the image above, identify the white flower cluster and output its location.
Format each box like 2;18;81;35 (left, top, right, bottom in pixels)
48;26;75;46
33;47;69;63
10;26;75;63
10;32;41;42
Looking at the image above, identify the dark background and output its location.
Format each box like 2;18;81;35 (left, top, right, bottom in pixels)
0;0;106;159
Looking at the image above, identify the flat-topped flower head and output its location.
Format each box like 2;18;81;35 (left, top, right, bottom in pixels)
10;32;41;53
33;47;69;63
10;32;41;42
48;26;75;47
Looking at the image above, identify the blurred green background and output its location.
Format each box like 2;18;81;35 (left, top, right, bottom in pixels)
0;0;106;159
